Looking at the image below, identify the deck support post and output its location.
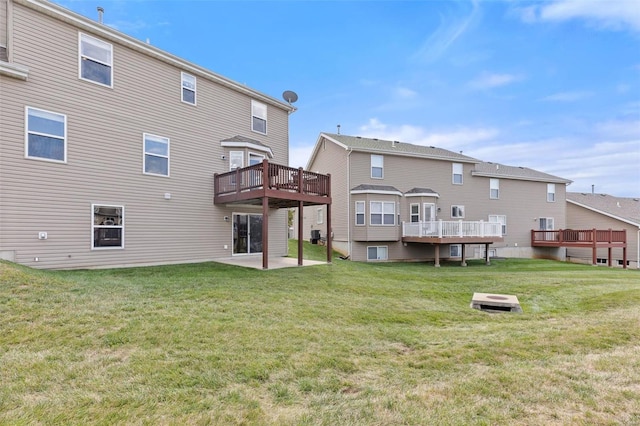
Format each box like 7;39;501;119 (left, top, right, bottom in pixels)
461;244;467;267
297;200;304;266
485;243;491;265
326;194;332;264
262;196;269;270
434;245;440;267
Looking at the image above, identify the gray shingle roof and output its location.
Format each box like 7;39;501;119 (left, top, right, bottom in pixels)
351;184;402;193
567;192;640;226
472;162;572;184
221;135;269;147
405;187;439;196
323;133;479;163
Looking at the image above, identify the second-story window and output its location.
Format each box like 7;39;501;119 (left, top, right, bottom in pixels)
251;100;267;134
371;154;383;179
547;184;556;202
490;179;500;199
181;72;196;104
25;107;66;162
451;205;465;218
452;163;463;184
143;133;170;176
79;33;113;87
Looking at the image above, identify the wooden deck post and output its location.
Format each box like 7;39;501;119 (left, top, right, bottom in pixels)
298;201;304;266
326;201;332;264
485;243;491;265
592;228;597;266
434;245;440;267
461;244;467;267
262;196;269;270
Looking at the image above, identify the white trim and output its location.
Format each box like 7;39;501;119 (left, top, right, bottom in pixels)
452;163;463;185
405;192;440;198
370;201;396;226
371;154;384;179
143;133;170;177
490;178;500;199
471;170;571;184
78;32;113;88
221;141;273;158
0;61;29;80
451;205;465;218
355;200;365;226
350;190;403;196
91;203;124;250
248;151;265;166
25;106;67;163
367;245;388;261
17;0;294;112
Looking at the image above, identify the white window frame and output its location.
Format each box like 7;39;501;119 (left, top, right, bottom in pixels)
371;154;384;179
143;133;170;177
181;72;196;105
79;33;113;88
452;163;463;185
489;214;507;235
91;204;124;250
547;183;556;202
367;246;388;261
490;178;499;199
451;205;465;218
355;201;365;226
539;217;554;230
450;244;462;257
25;107;67;163
229;151;244;171
317;208;324;224
370;201;395;226
251;100;267;134
410;203;420;223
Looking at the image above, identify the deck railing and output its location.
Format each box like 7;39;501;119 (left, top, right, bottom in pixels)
214;160;330;198
531;229;627;245
403;220;503;238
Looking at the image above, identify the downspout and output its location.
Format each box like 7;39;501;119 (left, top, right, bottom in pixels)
347;146;353;257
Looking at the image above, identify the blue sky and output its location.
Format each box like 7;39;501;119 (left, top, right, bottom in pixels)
59;0;639;196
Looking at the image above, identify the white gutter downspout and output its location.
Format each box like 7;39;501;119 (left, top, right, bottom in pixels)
347;147;353;257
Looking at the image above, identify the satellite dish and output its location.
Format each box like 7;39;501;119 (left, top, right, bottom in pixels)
282;90;298;104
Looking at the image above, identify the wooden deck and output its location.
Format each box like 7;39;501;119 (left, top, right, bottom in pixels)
531;229;627;268
214;160;332;269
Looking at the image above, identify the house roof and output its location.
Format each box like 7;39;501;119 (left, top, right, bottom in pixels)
405;188;440;197
350;184;403;196
472;162;572;184
567;192;640;227
220;135;273;158
309;133;479;168
18;0;294;113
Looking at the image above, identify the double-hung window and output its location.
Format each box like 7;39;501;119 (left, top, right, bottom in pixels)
92;204;124;249
451;205;465;218
79;33;113;87
143;133;170;176
410;204;420;223
452;163;463;184
181;72;196;104
490;179;499;199
355;201;365;226
547;184;556;202
251;100;267;134
371;154;383;179
489;214;507;235
370;201;395;225
367;246;388;261
26;107;66;162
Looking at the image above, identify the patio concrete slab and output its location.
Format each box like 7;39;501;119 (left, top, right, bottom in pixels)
215;256;327;270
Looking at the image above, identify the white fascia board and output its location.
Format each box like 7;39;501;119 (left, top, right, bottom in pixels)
405;193;440;198
353;147;479;164
221;141;273;158
350;190;404;196
567;199;640;228
305;133;349;170
471;171;572;184
0;61;29;80
18;0;294;113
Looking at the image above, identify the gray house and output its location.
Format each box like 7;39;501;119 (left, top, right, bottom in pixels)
566;193;640;269
303;133;572;264
0;0;329;269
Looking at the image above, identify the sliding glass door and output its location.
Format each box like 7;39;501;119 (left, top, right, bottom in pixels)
233;213;263;255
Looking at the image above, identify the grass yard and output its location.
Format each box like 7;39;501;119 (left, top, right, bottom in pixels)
1;241;639;425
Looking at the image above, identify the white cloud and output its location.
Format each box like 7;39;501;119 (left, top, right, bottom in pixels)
519;0;640;32
540;91;594;102
289;144;315;169
468;72;524;90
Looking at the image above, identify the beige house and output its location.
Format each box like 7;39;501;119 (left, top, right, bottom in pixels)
0;0;329;269
566;193;640;269
303;133;572;263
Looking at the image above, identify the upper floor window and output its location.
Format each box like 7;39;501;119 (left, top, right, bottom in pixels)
371;154;384;179
490;179;499;199
79;33;113;87
451;205;465;218
25;107;66;162
410;203;420;223
547;184;556;202
452;163;463;184
251;100;267;134
181;72;196;104
92;204;124;249
143;133;169;176
371;201;395;225
489;214;507;235
355;201;365;226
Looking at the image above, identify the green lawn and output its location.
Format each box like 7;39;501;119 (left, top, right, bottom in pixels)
1;242;639;425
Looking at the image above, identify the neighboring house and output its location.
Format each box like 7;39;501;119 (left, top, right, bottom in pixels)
566;193;640;269
303;133;572;263
0;0;329;269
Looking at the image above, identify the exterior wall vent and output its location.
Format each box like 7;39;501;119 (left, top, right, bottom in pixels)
470;293;522;313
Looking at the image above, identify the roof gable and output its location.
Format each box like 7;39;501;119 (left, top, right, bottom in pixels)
567;193;640;226
472;162;571;184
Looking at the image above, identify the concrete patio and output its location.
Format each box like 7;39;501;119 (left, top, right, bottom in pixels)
214;255;328;270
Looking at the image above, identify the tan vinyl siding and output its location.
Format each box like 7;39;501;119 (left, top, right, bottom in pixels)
0;3;290;268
